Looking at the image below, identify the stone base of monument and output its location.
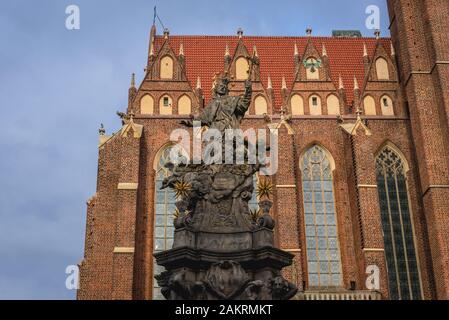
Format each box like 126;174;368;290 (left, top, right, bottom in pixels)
154;227;298;300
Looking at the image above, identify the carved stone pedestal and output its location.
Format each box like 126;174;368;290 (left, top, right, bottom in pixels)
154;228;297;300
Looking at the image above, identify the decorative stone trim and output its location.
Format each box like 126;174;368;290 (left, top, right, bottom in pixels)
282;249;302;252
117;183;138;190
276;185;297;189
298;290;381;300
363;248;385;252
358;184;378;189
98;135;112;148
113;247;135;254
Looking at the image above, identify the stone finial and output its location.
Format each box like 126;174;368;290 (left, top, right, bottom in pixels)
267;75;273;90
390;41;396;56
253;45;258;57
322;44;327;57
163;28;170;39
363;43;368;57
294;43;299;56
149;43;155;56
179;43;184;56
237;28;244;38
306;27;312;36
130;73;135;88
196;76;202;89
99;123;105;136
225;44;230;57
354;76;359;90
282;76;287;90
374;29;381;39
338;74;344;90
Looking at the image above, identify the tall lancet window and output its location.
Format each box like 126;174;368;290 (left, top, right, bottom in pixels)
300;145;342;288
376;145;422;300
153;146;177;300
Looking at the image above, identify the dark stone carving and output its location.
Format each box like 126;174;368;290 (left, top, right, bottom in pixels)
154;75;297;300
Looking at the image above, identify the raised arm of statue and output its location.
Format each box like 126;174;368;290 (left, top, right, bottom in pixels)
236;80;252;116
180;112;211;128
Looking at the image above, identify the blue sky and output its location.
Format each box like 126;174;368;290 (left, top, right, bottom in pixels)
0;0;389;299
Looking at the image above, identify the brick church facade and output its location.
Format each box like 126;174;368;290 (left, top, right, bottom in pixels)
77;0;449;300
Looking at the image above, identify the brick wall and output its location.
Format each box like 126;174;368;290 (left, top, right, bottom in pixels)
78;4;449;298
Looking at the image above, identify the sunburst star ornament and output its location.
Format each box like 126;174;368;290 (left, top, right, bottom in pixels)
256;179;273;199
173;180;192;199
249;208;262;223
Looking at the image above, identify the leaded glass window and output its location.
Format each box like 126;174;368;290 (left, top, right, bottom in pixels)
153;146;177;300
376;146;422;300
300;145;342;287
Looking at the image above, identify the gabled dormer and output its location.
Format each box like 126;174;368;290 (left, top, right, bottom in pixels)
129;27;199;116
227;32;260;83
289;30;342;117
295;36;331;82
147;29;187;82
367;39;398;83
361;35;401;117
225;30;272;116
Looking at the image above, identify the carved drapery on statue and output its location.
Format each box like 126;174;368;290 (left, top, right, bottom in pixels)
154;73;297;300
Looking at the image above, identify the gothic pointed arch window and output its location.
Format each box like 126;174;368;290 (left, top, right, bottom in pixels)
152;144;187;299
305;57;320;80
178;94;192;115
300;145;342;288
254;95;268;115
376;57;390;80
160;56;174;79
375;145;422;300
291;94;304;115
236;56;249;80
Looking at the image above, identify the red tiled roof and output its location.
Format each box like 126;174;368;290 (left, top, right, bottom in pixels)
154;36;391;108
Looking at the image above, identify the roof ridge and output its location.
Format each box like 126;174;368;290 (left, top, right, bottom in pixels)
156;35;391;40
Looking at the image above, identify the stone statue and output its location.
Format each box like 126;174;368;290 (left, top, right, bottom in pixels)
154;71;298;300
181;76;252;133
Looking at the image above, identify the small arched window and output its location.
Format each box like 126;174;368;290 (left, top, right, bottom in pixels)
306;58;320;80
309;95;322;115
381;95;394;116
376;58;390;80
159;95;173;115
291;94;304;115
300;145;342;287
326;94;340;115
254;96;268;115
236;57;249;80
363;95;377;115
160;56;174;79
376;145;422;299
140;94;154;115
178;95;192;115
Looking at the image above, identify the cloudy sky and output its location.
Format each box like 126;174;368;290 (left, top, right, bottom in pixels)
0;0;389;299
